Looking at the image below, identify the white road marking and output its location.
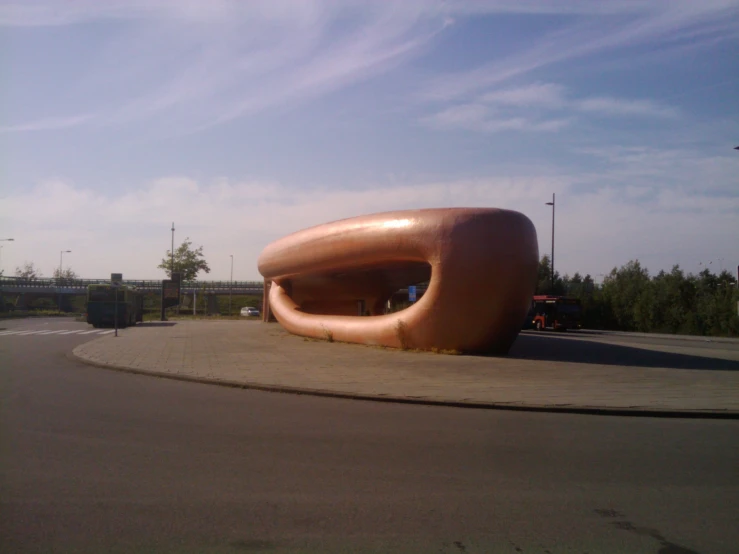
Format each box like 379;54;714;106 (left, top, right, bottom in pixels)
0;328;113;337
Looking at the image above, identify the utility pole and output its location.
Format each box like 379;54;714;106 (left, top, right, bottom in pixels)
545;193;555;293
170;222;175;277
0;238;14;273
229;254;233;316
58;249;71;312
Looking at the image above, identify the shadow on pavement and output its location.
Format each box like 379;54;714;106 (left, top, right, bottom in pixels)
506;334;739;371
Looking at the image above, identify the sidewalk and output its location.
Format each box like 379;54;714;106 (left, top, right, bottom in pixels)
72;320;739;418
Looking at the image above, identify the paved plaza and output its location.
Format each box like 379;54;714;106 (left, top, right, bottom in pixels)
71;320;739;416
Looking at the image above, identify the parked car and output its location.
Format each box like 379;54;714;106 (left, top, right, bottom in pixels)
240;306;260;317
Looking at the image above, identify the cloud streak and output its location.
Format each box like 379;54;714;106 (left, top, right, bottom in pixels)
4;1;734;134
422;83;678;133
0;114;92;133
420;1;739;101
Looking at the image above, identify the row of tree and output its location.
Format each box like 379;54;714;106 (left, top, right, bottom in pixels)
10;262;78;280
5;238;211;282
537;256;739;337
5;243;737;337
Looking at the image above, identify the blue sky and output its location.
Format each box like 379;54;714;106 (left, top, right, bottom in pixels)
1;0;738;281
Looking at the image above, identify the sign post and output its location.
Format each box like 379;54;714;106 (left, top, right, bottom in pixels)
408;285;417;303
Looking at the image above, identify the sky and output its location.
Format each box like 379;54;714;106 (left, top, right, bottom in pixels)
1;0;738;282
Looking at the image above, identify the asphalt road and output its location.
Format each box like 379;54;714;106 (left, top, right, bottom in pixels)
1;318;738;553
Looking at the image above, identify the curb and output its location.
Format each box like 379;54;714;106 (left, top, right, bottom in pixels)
571;329;739;345
69;350;739;420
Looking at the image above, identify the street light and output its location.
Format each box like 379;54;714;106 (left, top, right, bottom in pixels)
545;193;555;292
229;254;233;316
0;239;13;273
58;250;71;312
170;222;175;277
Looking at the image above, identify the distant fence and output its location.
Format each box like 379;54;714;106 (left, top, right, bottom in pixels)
0;276;427;297
0;277;264;295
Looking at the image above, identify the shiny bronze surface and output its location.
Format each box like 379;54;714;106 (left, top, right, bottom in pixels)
258;208;538;353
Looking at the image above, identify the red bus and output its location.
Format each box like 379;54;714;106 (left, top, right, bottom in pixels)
529;295;582;331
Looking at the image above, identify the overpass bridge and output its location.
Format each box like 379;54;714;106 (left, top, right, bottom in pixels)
0;277;264;311
0;277;426;311
0;277;265;295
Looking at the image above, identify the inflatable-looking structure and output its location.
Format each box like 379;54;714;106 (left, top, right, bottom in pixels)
258;208;538;354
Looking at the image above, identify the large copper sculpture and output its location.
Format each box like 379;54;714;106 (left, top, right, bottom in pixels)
258;208;538;354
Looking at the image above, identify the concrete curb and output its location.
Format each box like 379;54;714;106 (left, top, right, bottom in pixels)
69;350;739;420
573;329;739;345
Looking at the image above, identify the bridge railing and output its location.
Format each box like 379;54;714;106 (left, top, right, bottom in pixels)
0;276;265;291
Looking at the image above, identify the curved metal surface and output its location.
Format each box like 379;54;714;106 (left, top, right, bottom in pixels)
258;208;538;353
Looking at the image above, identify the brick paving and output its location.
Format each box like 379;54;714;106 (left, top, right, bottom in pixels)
72;320;739;416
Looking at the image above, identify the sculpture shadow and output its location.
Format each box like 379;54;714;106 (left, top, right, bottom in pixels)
504;333;739;371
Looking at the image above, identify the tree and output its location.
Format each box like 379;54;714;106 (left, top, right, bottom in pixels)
158;238;211;282
601;260;652;331
53;267;79;280
15;262;41;280
536;255;565;295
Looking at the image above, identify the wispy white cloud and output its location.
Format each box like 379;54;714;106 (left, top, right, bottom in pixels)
577;97;678;118
420;1;739;101
0;114;92;133
422;82;677;133
3;1;450;133
422;103;570;133
5;1;734;134
480;83;567;108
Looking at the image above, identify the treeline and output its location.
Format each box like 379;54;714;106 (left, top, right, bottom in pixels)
537;256;739;337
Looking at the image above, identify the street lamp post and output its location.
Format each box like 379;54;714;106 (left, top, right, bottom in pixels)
545;193;555;292
0;238;14;274
229;254;233;316
58;249;71;312
170;222;175;277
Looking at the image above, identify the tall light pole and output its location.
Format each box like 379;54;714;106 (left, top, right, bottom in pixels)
170;222;175;277
59;249;71;312
545;193;555;292
0;238;13;274
229;254;233;316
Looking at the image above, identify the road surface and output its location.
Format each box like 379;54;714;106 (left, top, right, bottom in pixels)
1;318;737;553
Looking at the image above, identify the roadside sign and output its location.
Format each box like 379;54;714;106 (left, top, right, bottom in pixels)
408;285;417;302
111;273;122;285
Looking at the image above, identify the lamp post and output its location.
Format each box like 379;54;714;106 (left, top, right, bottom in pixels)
170;222;175;277
58;249;71;312
545;193;555;293
0;238;13;274
229;254;233;316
